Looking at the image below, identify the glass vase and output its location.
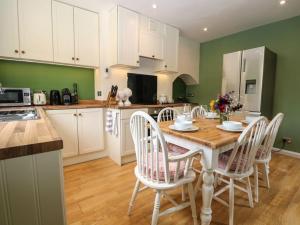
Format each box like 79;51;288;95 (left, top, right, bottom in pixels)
219;112;229;124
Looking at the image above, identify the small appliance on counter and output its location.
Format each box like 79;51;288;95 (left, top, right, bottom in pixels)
50;90;61;105
71;83;79;104
33;91;47;105
0;87;31;107
61;88;71;105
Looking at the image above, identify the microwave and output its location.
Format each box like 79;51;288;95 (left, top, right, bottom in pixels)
0;87;31;106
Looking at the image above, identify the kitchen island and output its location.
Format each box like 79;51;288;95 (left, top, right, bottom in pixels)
0;107;66;225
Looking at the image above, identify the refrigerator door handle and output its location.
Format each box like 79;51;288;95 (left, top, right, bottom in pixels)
242;59;246;72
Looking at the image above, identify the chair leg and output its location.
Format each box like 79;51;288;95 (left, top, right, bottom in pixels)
254;164;259;203
246;176;254;208
187;183;198;225
128;180;140;216
182;185;186;201
229;178;235;225
151;191;161;225
263;162;270;189
194;171;202;197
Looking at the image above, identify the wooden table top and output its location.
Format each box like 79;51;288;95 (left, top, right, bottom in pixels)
0;107;63;160
159;117;245;149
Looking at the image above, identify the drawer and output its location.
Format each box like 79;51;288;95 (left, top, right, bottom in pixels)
120;108;148;120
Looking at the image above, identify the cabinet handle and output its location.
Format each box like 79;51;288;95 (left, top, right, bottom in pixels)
136;60;140;64
73;114;77;117
76;58;79;61
14;49;19;53
78;113;82;116
21;50;25;54
72;57;75;60
164;65;167;68
152;55;155;58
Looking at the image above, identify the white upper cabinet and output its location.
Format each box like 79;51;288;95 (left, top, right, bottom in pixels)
109;6;140;68
156;24;179;73
139;15;164;60
18;0;53;61
74;8;99;67
77;108;104;154
52;1;75;64
0;0;20;58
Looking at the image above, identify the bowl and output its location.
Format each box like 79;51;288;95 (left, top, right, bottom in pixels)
222;121;242;130
206;112;218;118
174;120;193;130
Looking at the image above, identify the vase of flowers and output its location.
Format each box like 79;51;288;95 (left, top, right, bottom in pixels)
209;91;243;124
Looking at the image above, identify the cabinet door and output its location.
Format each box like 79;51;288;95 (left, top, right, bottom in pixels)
117;7;139;67
77;108;104;154
52;1;75;64
139;31;154;58
0;0;20;58
46;110;79;158
18;0;53;61
121;119;135;156
74;8;99;67
162;25;179;72
152;33;164;60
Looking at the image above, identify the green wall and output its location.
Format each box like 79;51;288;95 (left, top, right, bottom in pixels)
187;15;300;152
0;60;95;99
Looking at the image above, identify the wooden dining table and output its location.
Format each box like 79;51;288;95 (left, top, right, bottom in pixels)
159;117;244;225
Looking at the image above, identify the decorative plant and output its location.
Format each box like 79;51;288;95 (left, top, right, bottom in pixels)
210;91;243;122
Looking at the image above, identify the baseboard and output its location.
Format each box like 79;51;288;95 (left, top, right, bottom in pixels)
63;150;108;166
273;148;300;159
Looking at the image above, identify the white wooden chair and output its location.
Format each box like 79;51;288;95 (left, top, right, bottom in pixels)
191;105;207;119
197;116;268;225
128;111;200;225
157;107;179;122
254;113;284;202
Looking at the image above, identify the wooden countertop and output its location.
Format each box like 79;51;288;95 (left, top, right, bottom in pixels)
159;117;244;149
43;100;191;110
0;107;63;160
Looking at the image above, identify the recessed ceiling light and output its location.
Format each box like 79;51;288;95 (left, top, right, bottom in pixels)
280;0;287;5
203;27;208;32
152;3;157;9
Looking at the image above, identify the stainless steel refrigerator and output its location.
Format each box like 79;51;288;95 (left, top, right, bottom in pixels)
221;46;277;118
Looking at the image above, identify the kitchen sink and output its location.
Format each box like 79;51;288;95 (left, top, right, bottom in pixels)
0;108;40;122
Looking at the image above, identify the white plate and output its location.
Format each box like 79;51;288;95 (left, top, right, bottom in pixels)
169;125;199;132
205;115;220;119
216;125;244;132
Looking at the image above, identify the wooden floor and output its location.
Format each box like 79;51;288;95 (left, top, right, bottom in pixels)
64;153;300;225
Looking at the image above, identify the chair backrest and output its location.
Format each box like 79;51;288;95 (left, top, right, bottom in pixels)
191;105;207;119
256;113;284;160
157;107;179;122
130;111;170;183
225;116;268;174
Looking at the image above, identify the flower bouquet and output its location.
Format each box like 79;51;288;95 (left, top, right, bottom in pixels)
209;91;243;123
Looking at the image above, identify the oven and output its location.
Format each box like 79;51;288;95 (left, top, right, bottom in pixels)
0;87;31;107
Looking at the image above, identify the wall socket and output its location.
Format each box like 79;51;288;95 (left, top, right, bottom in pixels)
97;91;102;96
282;137;292;145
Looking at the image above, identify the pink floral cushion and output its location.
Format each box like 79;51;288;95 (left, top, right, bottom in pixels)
144;151;186;181
167;143;189;156
218;150;248;172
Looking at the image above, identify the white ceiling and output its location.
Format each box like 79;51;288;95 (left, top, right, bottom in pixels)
64;0;300;42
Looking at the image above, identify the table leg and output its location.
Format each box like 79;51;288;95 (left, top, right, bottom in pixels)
201;168;214;225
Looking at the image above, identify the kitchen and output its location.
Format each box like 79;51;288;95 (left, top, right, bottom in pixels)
1;1;300;225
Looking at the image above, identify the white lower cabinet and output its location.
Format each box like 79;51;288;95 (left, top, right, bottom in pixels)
46;108;104;164
106;108;148;165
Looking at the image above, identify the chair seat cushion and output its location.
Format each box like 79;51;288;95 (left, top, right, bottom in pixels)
144;144;188;181
218;150;247;172
167;143;189;156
